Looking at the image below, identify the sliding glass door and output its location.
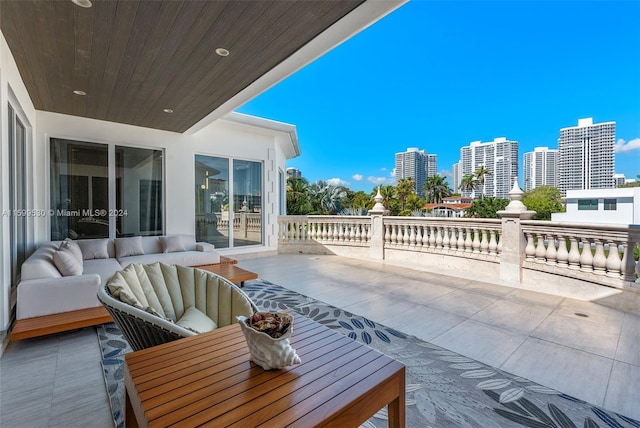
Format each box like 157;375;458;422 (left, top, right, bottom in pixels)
195;155;262;248
50;138;164;239
8;104;27;288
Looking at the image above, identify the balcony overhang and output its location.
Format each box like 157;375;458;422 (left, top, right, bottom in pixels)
0;0;406;134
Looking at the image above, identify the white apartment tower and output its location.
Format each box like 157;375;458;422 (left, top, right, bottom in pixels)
427;154;438;179
459;137;519;198
452;161;462;193
523;147;558;192
558;118;615;194
395;148;428;194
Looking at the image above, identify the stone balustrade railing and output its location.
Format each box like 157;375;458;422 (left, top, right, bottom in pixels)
521;221;640;283
278;216;640;289
383;217;502;259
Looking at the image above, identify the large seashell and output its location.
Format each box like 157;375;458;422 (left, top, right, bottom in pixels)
237;312;301;370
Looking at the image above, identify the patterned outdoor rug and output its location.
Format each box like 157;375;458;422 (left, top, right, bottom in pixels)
98;279;639;428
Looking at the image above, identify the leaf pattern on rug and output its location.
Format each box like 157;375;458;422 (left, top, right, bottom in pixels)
98;279;640;428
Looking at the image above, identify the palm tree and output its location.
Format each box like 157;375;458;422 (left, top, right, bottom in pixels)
286;176;311;214
396;177;416;211
423;174;452;204
474;165;492;198
459;174;476;196
307;180;346;214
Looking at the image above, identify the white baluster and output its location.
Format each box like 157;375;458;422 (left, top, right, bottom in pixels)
449;227;458;251
545;235;557;266
592;239;607;275
429;226;436;248
567;236;581;270
464;227;473;252
409;225;416;247
605;241;622;278
489;230;498;255
354;223;361;243
457;227;465;252
556;235;569;267
535;234;546;263
480;229;489;254
472;228;481;254
403;225;410;247
390;224;397;246
435;226;443;249
579;238;594;273
442;226;450;250
416;225;423;248
621;242;637;282
525;232;535;260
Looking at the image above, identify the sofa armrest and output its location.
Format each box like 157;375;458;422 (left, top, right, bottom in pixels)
196;242;216;252
17;274;101;320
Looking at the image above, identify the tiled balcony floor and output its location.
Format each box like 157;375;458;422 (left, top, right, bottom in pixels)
1;253;638;427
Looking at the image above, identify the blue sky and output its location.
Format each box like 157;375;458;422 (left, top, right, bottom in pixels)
237;0;640;193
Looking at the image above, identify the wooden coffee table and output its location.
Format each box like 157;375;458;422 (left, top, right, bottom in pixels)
124;314;406;427
195;263;257;287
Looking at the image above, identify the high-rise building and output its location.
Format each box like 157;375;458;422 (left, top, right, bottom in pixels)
459;137;518;198
558;118;615;194
523;147;558;192
613;173;626;188
395;148;428;194
286;167;302;178
452;161;462;193
427;154;438;179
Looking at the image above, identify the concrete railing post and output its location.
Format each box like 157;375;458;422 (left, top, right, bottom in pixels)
497;178;535;283
368;186;389;260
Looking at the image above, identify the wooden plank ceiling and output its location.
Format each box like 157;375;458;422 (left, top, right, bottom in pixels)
0;0;363;133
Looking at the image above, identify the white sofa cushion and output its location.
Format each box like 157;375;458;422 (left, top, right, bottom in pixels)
176;306;217;333
83;258;123;286
17;274;101;319
160;236;185;253
53;243;83;276
115;236;145;258
118;251;220;267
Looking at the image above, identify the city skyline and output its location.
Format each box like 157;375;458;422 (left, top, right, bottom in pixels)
236;1;640;193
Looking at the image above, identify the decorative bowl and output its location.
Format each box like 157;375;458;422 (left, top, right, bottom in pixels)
237;312;301;370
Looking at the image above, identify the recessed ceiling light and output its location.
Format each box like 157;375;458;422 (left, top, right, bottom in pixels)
73;90;86;96
215;48;230;57
163;109;174;114
71;0;92;8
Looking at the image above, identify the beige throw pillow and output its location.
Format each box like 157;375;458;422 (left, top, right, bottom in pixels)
160;236;185;253
53;244;83;276
176;306;217;333
115;236;144;259
78;239;110;260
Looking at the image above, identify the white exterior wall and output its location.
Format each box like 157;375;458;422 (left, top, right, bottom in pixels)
1;32;38;336
551;188;640;225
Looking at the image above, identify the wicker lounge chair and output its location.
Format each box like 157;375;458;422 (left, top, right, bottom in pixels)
98;262;257;351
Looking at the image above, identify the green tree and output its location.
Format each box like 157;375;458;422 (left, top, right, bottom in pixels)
522;186;564;220
373;185;400;215
307;180;345;214
459;174;476;194
423;174;452;203
473;165;492;198
396;177;416;212
286;176;311;214
464;197;509;219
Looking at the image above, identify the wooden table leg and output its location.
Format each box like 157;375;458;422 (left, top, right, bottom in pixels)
125;389;139;428
387;367;406;428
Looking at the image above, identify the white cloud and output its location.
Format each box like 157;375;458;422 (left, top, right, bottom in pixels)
380;167;387;172
352;174;363;181
326;177;350;187
367;176;395;185
614;138;640;153
439;169;452;178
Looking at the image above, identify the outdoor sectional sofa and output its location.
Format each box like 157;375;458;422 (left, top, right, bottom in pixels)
11;234;220;340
